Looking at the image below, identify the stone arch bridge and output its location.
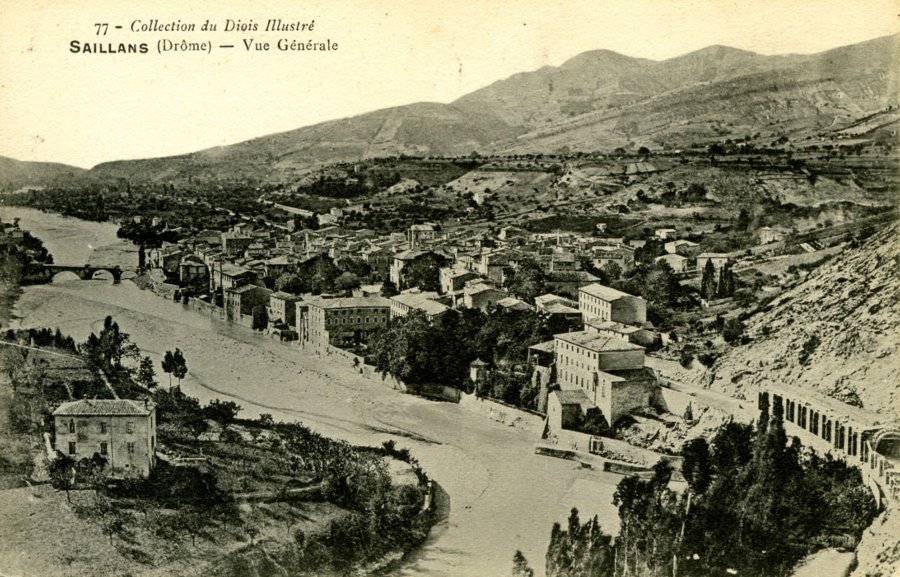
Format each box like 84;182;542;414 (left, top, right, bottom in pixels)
38;264;134;284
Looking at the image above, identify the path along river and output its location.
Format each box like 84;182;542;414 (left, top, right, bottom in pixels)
0;207;624;577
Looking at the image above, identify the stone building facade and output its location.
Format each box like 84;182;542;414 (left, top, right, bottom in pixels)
553;331;656;425
298;296;392;350
53;399;156;479
578;283;647;326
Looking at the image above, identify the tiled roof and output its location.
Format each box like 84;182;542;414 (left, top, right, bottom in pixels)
543;303;580;315
306;296;391;309
228;284;271;295
554;330;643;352
391;293;450;316
496;297;534;311
528;340;555;353
584;319;640;334
53;399;154;416
553;389;593;408
579;283;636;302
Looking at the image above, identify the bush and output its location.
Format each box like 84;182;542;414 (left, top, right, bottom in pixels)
798;334;820;365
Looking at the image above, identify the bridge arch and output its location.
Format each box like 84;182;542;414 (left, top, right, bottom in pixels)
91;269;115;282
872;429;900;459
51;271;81;283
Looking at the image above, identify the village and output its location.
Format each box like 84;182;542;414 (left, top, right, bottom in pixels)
99;206;895;505
1;9;899;574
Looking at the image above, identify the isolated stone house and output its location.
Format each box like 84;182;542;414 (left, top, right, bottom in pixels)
696;253;731;274
53;399;157;479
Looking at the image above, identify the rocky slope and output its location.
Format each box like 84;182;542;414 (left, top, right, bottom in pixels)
701;222;899;418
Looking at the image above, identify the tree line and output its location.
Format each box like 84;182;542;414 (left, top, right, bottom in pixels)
524;396;877;577
369;306;577;402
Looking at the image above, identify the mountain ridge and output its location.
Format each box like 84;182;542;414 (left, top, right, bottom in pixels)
2;33;897;186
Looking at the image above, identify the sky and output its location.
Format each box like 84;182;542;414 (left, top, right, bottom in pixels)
1;0;898;168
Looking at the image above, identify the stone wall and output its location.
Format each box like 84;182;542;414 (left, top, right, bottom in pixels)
459;393;546;434
652;386;699;417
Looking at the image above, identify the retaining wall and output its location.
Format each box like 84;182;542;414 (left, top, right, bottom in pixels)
458;394;546;434
653;386;699;417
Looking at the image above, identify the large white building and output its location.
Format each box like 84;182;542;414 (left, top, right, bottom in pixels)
578;283;647;326
553;331;656;425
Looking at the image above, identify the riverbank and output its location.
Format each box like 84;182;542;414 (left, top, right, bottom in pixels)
11;277;626;577
0;206;637;576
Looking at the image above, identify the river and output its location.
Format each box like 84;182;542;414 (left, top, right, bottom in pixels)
0;206;624;577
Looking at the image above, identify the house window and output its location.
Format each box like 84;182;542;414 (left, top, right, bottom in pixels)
68;441;76;455
127;442;135;454
126;422;134;434
100;442;108;456
68;420;75;434
100;422;108;434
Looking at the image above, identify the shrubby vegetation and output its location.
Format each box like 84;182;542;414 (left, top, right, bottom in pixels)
369;307;576;409
536;396;877;577
0;226;53;321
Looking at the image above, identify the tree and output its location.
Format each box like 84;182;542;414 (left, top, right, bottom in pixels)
717;263;735;298
172;348;187;387
545;508;615;577
642;260;680;309
722;317;744;344
700;260;718;301
204;399;242;425
512;550;534;577
94;494;132;545
504;258;547;302
176;505;207;547
380;280;399;297
275;273;307;294
335;271;361;293
681;438;712;495
161;350;175;388
400;256;443;292
574;407;610;437
251;305;268;331
49;453;75;502
602;261;623;282
137;356;157;389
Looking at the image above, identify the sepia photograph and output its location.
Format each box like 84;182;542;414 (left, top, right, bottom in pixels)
0;1;898;576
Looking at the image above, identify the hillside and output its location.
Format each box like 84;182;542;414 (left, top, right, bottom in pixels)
493;34;899;154
700;223;899;418
0;156;85;191
89;103;520;183
7;33;892;186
